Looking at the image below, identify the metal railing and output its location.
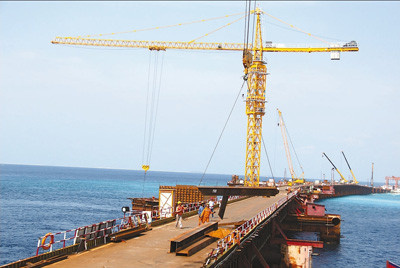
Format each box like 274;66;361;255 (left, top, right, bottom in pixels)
204;191;298;267
36;213;148;256
36;196;245;256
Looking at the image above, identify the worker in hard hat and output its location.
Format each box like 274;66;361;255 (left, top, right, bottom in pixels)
175;201;184;229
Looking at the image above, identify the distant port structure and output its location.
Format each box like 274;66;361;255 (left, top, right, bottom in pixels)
385;176;400;190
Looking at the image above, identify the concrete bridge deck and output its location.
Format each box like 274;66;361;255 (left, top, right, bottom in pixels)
47;191;287;268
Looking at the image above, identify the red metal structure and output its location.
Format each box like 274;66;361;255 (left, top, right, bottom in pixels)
385;176;400;189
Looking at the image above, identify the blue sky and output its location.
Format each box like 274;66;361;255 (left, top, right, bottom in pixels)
1;1;399;182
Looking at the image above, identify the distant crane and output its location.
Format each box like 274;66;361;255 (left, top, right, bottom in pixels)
371;162;374;187
277;109;304;185
341;151;359;184
323;152;348;183
52;8;358;187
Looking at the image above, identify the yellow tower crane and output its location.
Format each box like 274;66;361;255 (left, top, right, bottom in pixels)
277;109;305;186
52;8;358;187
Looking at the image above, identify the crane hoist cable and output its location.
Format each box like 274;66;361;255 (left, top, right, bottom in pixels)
141;50;165;196
79;12;246;38
198;79;246;186
141;50;165;174
243;0;251;50
250;0;257;46
242;0;256;73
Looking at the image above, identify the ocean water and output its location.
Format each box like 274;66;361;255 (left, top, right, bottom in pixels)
313;194;400;267
1;164;399;266
0;164;230;265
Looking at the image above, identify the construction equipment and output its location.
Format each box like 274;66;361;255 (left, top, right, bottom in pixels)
277;109;305;186
341;151;358;184
322;153;347;183
371;162;374;187
52;8;358;187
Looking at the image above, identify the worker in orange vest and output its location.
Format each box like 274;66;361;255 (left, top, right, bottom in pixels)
201;204;212;224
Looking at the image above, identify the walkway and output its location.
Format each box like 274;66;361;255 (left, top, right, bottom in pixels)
48;191;287;268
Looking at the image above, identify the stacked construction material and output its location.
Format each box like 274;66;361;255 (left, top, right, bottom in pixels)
129;197;159;211
159;185;205;204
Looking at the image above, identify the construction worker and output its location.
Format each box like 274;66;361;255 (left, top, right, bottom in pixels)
208;199;215;218
175;201;183;229
201;204;212;224
198;202;204;226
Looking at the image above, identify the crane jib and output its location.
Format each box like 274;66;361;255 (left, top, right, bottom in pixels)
51;38;359;53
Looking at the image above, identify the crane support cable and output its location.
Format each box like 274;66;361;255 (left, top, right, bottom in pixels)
261;10;331;45
261;134;275;180
282;118;304;175
189;14;247;43
79;12;246;38
198;79;246;186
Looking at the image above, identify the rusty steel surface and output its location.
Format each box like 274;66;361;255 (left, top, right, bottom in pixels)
170;222;218;253
46;192;287;268
197;186;279;197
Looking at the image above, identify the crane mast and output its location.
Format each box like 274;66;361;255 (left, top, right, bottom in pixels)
51;9;358;187
243;8;266;187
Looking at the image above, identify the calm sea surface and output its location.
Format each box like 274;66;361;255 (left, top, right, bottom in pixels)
1;164;399;266
313;194;400;267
